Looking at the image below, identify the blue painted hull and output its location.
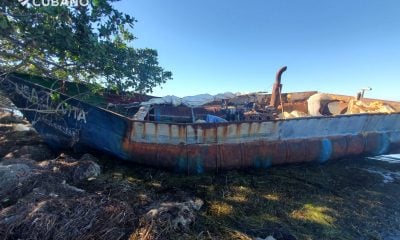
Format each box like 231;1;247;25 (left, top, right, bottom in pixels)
1;74;130;159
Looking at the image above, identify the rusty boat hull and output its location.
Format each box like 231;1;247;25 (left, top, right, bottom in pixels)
1;74;400;173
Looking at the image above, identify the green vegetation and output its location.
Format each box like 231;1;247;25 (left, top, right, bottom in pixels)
0;0;172;93
12;72;108;106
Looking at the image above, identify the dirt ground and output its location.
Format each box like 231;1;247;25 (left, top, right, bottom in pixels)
1;111;400;240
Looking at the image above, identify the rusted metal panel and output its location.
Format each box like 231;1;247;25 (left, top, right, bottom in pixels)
186;144;218;174
121;111;400;172
364;132;390;156
240;141;273;168
121;113;400;173
219;144;243;170
129;122;187;145
330;136;348;160
346;134;365;157
265;141;288;166
285;139;307;163
122;141;187;171
305;138;323;163
129;113;400;146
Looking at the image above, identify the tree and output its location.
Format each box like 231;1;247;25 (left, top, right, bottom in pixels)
0;0;172;94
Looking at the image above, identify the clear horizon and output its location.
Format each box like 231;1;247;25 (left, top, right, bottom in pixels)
115;0;400;101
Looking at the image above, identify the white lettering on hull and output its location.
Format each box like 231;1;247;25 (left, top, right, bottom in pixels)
15;83;88;123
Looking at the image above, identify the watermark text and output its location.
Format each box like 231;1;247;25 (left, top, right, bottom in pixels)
18;0;89;7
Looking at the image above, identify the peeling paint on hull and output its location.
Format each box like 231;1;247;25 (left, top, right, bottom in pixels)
2;75;400;173
121;116;400;173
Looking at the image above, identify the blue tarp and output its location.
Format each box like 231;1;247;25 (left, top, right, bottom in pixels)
206;114;227;123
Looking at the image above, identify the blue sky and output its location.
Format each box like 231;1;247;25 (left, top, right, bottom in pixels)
114;0;400;100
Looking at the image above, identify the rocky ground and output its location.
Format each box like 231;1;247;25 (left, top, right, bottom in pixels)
1;110;400;240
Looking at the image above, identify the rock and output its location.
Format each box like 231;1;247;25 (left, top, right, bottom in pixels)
145;198;203;230
72;160;101;183
0;164;33;197
38;154;101;184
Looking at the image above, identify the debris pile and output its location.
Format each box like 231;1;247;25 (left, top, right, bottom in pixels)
278;110;309;119
347;100;396;114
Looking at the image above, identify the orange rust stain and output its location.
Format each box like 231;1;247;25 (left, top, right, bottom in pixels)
193;125;199;142
236;124;241;138
213;127;218;143
222;126;228;140
154;123;159;142
248;123;253;136
178;125;186;142
201;126;206;142
130;123;136;141
346;134;364;156
122;122;134;152
122;141;185;168
142;123;146;139
168;125;172;140
331;137;348;160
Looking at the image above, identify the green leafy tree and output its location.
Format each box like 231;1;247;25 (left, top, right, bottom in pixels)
0;0;172;93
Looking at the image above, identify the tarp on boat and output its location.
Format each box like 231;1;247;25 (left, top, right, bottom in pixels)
140;92;237;107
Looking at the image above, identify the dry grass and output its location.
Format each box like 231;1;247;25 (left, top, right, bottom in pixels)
88;155;400;240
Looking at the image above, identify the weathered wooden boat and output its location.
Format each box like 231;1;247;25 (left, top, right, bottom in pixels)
1;68;400;173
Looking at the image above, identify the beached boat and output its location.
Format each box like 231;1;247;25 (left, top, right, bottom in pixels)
1;68;400;173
